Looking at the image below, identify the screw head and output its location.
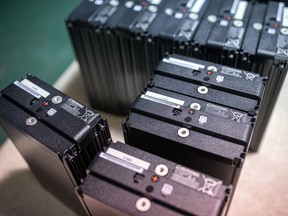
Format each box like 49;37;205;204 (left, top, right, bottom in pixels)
178;128;189;138
26;117;37;126
197;86;209;94
155;164;169;176
52;96;62;104
136;197;151;212
190;103;201;110
280;28;288;35
253;23;263;31
207;15;217;23
207;65;217;72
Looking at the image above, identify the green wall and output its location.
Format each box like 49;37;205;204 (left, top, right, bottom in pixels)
0;0;80;144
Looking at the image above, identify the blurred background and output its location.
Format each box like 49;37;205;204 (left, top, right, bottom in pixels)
0;0;80;144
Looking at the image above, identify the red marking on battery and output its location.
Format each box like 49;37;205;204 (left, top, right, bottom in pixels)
207;71;213;75
274;23;279;28
151;175;159;183
182;8;187;13
227;15;232;20
43;101;49;106
188;109;195;115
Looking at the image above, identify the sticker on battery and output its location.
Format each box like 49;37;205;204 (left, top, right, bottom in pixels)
60;98;98;124
14;79;50;98
141;91;185;108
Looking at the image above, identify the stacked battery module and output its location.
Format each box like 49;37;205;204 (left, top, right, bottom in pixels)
0;76;231;216
123;54;266;193
67;0;288;151
0;75;111;216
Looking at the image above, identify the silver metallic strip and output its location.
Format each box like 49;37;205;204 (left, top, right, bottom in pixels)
191;0;206;13
230;0;240;14
163;57;205;70
277;2;285;22
14;80;41;99
234;1;248;20
99;152;144;174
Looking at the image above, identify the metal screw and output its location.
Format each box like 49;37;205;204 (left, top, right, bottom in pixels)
207;15;217;23
155;164;169;176
178;128;189;138
207;65;217;72
280;28;288;35
110;0;119;7
148;5;158;13
190;103;201;110
26;117;37;126
125;1;134;8
94;0;104;5
189;13;199;20
233;20;243;28
253;23;263;31
136;197;151;212
197;86;209;94
165;8;173;16
52;96;62;104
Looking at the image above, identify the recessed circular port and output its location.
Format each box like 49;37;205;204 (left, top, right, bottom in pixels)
155;164;169;176
136;197;151;212
146;185;154;193
197;86;208;94
178;128;189;138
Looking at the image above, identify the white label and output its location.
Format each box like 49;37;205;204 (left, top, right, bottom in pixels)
216;75;224;83
47;108;57;117
268;28;276;35
190;0;206;14
230;0;240;14
161;183;174;196
174;12;183;19
106;148;150;170
133;5;142;11
14;81;41;99
99;152;144;173
283;8;288;27
163;57;205;70
220;20;228;27
198;175;221;196
21;79;50;98
151;0;162;5
234;1;248;20
142;91;185;109
198;115;208;124
277;2;285;22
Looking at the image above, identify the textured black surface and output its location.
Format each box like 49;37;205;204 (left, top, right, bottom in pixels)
131;96;253;145
0;75;111;215
68;0;288;153
124;112;244;186
0;0;79;145
79;141;230;216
